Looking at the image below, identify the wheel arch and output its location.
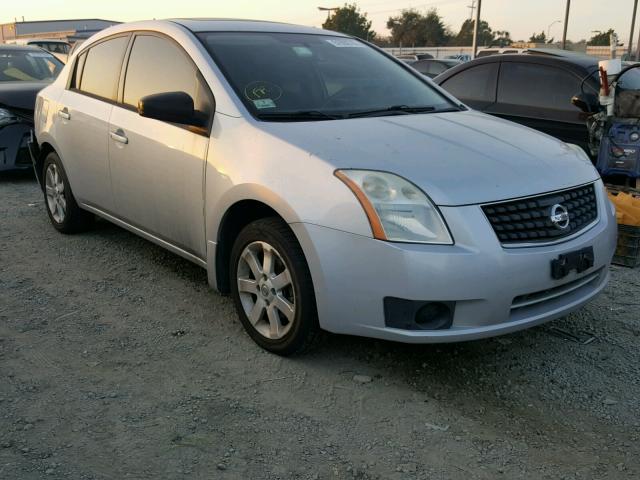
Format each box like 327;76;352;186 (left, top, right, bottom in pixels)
207;185;300;293
35;141;57;190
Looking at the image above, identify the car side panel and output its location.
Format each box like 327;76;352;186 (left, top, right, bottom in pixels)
53;90;114;210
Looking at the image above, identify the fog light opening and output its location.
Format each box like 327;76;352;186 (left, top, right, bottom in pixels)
415;302;453;330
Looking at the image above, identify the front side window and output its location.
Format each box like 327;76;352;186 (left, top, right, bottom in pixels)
0;49;63;82
440;63;498;102
197;32;455;120
122;34;212;122
498;62;582;110
79;36;128;100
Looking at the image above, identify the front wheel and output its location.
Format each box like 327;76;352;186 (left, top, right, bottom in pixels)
230;217;320;355
43;152;93;233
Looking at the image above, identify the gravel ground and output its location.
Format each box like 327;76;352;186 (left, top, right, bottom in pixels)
1;171;639;480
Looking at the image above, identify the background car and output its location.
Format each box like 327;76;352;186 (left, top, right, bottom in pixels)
434;51;600;155
0;45;63;172
445;53;471;62
9;38;71;63
410;58;462;78
476;47;529;57
395;53;433;63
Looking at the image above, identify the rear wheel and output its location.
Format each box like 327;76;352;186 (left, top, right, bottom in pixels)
230;217;319;355
43;152;93;233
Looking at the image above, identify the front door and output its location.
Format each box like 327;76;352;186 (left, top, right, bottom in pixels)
107;33;214;259
487;61;592;153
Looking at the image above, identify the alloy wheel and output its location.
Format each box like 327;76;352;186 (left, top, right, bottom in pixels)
236;241;296;340
45;163;66;223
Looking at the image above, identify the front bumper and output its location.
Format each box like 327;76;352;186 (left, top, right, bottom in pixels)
291;181;617;343
0;123;33;172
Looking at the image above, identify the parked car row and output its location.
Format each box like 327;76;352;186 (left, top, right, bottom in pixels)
23;20;616;355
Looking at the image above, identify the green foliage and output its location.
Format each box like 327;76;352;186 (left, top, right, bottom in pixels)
322;3;375;40
529;31;547;43
386;8;450;47
589;29;615;46
452;19;496;46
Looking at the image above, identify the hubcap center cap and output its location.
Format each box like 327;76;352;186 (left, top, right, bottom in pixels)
258;278;276;303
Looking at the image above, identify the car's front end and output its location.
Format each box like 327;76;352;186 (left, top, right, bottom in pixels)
0;106;33;172
0;47;64;173
292;178;616;342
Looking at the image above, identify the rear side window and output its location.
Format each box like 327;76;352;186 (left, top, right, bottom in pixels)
122;34;212;122
69;51;86;89
498;62;582;110
440;63;498;102
79;36;128;101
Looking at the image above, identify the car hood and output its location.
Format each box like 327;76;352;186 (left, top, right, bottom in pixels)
0;81;48;111
259;110;599;206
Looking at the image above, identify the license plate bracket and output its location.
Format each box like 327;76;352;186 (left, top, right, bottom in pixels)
551;246;594;280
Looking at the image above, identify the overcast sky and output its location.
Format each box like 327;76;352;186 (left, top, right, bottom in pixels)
2;0;638;44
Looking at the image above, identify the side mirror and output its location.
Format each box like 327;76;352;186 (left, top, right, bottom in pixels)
571;92;599;114
138;91;197;125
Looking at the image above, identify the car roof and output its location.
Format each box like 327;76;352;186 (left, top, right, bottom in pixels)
0;44;49;52
27;39;70;44
434;51;598;84
170;18;345;36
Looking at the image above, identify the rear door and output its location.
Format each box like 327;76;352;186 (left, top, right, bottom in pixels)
107;33;213;258
53;35;129;211
436;62;499;110
487;61;591;150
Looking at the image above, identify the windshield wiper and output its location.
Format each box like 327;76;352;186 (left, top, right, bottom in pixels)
256;110;343;122
347;105;465;118
347;105;436;118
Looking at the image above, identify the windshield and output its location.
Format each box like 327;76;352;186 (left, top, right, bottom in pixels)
197;32;456;120
0;50;63;82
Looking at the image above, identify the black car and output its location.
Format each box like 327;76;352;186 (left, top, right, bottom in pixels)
0;45;63;172
410;58;462;78
434;51;601;154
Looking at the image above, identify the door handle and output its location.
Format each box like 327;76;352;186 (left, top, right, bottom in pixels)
109;130;128;145
58;108;70;120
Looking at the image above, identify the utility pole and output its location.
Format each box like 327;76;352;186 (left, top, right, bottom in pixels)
561;0;570;49
471;0;482;58
629;0;638;59
467;0;476;21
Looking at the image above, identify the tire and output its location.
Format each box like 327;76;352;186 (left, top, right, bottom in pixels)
42;152;93;234
230;217;320;355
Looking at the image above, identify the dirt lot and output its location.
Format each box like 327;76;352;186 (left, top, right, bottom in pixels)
1;172;639;480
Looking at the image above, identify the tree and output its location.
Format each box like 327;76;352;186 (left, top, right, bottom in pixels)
529;31;547;43
386;8;450;47
322;4;375;40
493;30;512;47
589;29;615;46
452;19;495;46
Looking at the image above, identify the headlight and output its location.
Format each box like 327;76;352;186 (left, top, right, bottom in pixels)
335;169;453;244
0;108;17;126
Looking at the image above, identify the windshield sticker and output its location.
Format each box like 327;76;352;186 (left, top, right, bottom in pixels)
253;99;276;109
292;46;313;57
244;81;283;102
27;52;52;58
325;38;365;48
